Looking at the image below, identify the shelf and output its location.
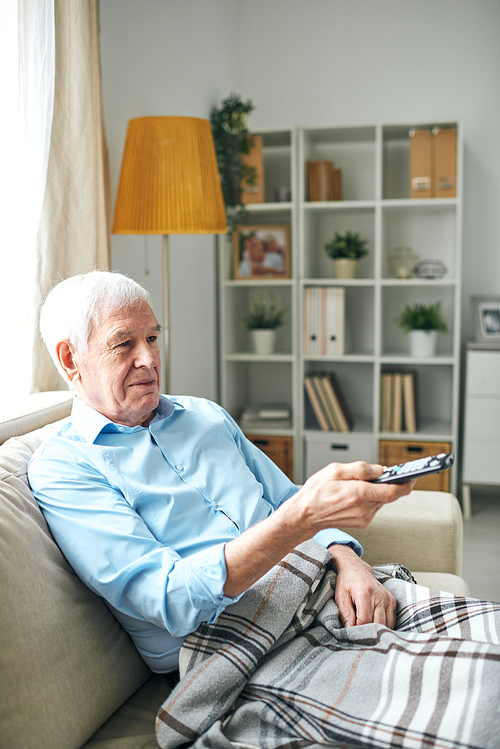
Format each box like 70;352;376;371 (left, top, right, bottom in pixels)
302;278;375;287
218;122;462;488
303;354;375;363
303;200;376;211
381;198;459;208
243;202;293;213
224;278;294;288
226;353;294;363
381;279;456;287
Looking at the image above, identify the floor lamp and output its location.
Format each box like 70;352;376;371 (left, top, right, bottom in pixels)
112;116;227;393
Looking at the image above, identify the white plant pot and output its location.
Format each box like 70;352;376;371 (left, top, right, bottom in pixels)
333;258;358;279
251;329;276;356
409;329;438;358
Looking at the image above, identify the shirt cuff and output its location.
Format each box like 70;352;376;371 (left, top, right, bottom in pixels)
314;528;363;557
185;542;242;625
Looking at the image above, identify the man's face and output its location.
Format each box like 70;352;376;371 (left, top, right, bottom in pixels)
70;301;161;427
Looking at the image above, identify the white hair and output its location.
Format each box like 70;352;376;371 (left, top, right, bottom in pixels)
40;271;152;383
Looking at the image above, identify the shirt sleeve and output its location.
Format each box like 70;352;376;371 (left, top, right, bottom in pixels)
219;406;363;557
28;438;240;639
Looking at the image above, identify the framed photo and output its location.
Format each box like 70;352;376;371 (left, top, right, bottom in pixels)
233;225;290;280
472;296;500;343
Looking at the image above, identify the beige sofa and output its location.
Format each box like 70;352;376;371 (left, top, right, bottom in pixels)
0;392;469;749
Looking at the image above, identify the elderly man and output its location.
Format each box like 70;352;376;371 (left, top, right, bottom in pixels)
28;271;414;675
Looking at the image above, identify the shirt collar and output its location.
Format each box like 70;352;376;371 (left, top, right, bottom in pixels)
70;394;179;444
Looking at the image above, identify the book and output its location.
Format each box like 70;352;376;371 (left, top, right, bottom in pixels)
392;372;403;432
321;372;353;432
241;403;291;421
304;376;330;431
380;371;417;434
313;375;339;431
380;372;393;433
403;373;417;433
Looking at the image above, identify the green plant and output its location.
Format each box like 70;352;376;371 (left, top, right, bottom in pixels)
396;302;449;333
210;93;256;234
324;231;369;260
245;294;288;330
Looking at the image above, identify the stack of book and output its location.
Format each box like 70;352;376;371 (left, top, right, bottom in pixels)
304;372;353;432
240;403;292;431
304;287;345;356
306;160;342;201
380;372;417;433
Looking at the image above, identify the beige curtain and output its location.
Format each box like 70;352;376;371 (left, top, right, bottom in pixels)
31;0;110;392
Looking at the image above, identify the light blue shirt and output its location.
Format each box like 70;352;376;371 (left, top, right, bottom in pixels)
28;395;362;672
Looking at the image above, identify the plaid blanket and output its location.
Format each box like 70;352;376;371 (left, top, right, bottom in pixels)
156;540;500;748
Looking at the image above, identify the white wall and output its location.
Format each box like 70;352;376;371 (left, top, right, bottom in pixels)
236;0;500;337
100;0;500;397
99;0;238;398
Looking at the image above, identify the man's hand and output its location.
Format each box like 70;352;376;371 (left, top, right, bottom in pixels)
292;461;415;533
224;461;414;600
328;543;397;629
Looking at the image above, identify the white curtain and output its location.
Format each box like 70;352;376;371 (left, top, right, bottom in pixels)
0;0;55;406
30;0;111;392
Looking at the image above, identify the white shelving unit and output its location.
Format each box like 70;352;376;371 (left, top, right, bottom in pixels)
218;122;462;490
218;129;300;472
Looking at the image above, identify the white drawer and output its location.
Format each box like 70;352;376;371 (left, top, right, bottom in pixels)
463;440;500;484
467;350;500;395
305;434;375;478
464;397;500;442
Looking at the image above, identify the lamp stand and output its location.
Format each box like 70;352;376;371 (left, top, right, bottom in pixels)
162;234;170;394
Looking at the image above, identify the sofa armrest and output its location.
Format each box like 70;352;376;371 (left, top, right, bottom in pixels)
341;490;463;576
0;391;73;445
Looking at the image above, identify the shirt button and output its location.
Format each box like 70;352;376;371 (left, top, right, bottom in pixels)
176;464;183;471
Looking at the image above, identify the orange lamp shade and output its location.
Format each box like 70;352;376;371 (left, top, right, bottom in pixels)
112;116;227;235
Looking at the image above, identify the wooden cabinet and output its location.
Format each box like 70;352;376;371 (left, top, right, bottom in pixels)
247;435;293;480
379;440;451;492
462;346;500;516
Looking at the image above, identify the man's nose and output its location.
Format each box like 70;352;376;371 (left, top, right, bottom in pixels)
134;341;158;368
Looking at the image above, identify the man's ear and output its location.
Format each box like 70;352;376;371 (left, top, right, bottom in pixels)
56;341;80;383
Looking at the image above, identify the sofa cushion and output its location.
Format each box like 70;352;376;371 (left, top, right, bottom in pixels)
0;421;151;749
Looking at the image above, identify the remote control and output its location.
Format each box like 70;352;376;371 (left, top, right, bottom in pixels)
371;452;455;484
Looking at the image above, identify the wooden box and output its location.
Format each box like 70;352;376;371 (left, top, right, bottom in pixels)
379;439;451;491
241;135;264;204
247;435;293;480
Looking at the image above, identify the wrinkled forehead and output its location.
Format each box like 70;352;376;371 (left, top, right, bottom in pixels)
88;299;158;343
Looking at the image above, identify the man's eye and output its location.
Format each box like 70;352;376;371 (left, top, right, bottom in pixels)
118;341;131;348
147;336;158;343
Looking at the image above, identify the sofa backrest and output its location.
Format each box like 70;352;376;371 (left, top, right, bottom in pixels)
0;416;151;749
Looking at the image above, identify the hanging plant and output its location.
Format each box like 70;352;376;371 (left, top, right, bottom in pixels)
210;93;256;235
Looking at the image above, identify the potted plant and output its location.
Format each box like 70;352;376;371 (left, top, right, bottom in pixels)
210;93;256;235
324;231;369;279
396;301;449;357
245;293;287;355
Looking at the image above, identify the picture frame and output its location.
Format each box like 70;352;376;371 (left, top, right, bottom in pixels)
233;225;290;280
472;295;500;343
